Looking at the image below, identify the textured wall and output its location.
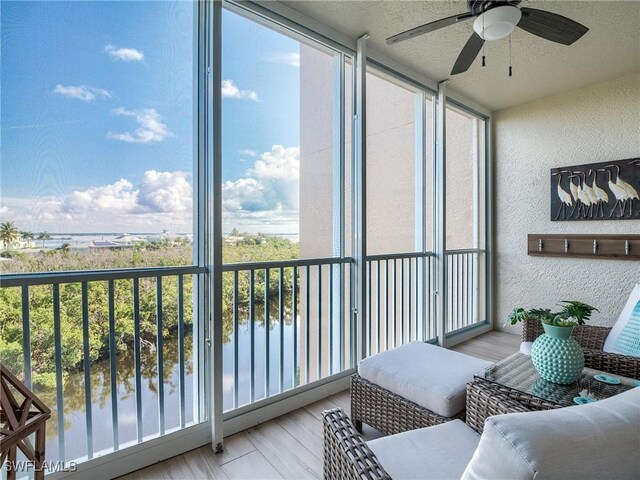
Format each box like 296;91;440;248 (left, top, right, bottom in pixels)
494;72;640;333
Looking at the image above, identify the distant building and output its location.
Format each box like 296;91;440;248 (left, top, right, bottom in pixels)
89;241;132;249
0;239;37;250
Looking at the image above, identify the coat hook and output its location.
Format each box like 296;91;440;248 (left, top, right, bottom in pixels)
538;239;543;252
593;239;598;254
625;240;630;255
564;239;569;253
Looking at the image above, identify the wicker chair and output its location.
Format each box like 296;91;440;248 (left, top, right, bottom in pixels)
522;317;640;379
324;381;530;480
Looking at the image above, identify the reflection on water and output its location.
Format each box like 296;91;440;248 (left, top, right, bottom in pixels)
34;309;298;464
33;330;195;463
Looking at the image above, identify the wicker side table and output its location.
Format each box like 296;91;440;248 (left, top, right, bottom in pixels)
1;364;51;480
468;353;636;432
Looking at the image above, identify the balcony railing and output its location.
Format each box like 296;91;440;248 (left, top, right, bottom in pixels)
221;257;354;412
365;252;436;356
445;249;486;333
1;266;205;465
0;251;485;469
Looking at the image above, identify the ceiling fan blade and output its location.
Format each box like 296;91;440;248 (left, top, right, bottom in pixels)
451;32;484;75
386;12;475;45
517;7;588;45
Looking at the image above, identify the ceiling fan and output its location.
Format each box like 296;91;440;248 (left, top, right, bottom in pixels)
386;0;589;76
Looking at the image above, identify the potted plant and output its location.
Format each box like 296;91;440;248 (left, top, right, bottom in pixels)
506;301;598;384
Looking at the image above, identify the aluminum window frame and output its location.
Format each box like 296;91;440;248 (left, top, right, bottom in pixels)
44;1;494;477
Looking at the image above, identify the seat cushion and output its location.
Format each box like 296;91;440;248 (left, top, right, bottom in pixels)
368;419;480;480
461;388;640;480
603;283;640;356
358;342;492;417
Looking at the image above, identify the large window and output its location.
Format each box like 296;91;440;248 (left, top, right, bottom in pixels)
220;7;352;411
1;0;200;468
364;68;435;353
445;104;487;332
1;2;492;475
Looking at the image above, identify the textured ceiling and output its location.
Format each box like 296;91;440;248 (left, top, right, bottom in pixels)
280;0;640;111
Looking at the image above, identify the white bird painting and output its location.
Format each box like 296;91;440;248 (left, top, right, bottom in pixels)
552;172;573;220
572;173;593;218
575;171;598;217
603;168;630;219
607;164;639;218
589;169;609;218
551;158;639;221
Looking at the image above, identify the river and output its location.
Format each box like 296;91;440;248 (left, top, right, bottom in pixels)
34;317;298;464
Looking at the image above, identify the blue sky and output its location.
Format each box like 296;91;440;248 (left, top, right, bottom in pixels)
1;1;301;233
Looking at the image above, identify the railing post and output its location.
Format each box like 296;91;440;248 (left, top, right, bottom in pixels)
354;34;368;362
435;81;448;347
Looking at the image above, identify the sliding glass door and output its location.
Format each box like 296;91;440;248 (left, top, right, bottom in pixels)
219;5;355;416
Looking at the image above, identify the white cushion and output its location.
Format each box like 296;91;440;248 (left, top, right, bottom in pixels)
519;341;533;355
358;342;492;417
461;388;640;480
367;419;480;480
603;283;640;355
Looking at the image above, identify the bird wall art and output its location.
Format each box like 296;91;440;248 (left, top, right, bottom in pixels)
550;158;640;221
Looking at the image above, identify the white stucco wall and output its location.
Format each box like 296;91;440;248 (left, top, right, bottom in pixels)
494;72;640;333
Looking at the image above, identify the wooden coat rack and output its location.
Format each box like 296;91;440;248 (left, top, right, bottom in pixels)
527;234;640;260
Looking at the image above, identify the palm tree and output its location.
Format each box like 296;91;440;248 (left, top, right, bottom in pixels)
37;231;52;248
0;221;20;249
21;231;34;240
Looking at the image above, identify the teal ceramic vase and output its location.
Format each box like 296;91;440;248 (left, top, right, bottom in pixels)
531;323;585;384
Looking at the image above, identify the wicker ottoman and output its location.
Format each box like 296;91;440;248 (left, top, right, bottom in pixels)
352;342;492;435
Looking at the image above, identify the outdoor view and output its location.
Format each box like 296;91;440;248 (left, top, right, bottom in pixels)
1;1;345;466
1;0;486;472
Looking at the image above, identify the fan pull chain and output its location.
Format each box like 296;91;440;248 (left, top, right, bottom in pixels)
482;8;486;67
508;34;513;77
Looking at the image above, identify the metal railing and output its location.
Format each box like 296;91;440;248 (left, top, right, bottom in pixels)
445;249;485;333
1;266;205;464
0;250;485;466
365;252;436;356
221;257;353;411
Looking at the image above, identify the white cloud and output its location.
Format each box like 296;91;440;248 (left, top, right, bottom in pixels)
63;171;191;215
223;145;299;232
1;170;193;233
54;84;111;102
221;79;258;101
0;205;12;217
105;44;144;62
65;179;139;214
108;107;172;144
266;52;300;68
137;171;192;213
238;149;257;157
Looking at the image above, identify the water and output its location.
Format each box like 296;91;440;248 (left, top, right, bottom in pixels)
36;318;298;464
28;233;192;251
27;232;298;251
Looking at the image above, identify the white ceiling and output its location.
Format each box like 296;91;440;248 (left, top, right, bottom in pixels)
280;0;640;111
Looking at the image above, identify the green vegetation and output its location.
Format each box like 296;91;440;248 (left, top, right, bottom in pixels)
506;300;598;327
0;232;299;388
0;221;20;247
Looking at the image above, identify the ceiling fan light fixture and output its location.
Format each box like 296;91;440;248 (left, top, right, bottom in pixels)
473;5;522;41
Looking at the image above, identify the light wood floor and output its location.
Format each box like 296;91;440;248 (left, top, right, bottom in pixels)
120;331;520;480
